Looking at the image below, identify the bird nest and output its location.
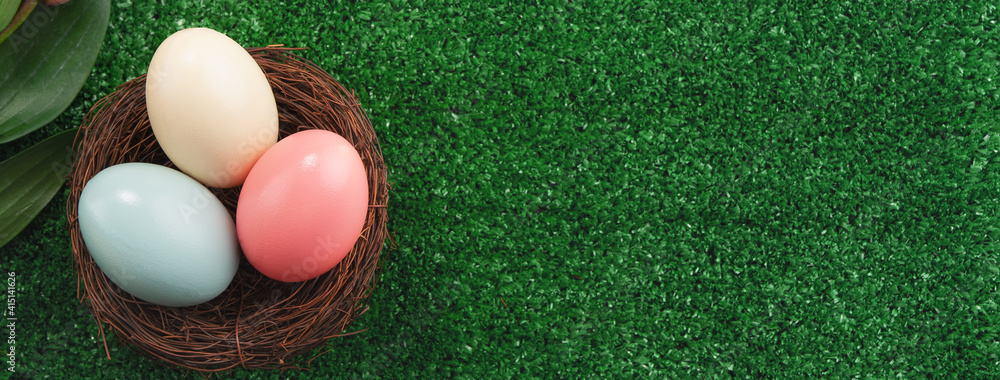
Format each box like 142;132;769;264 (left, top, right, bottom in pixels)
65;46;388;372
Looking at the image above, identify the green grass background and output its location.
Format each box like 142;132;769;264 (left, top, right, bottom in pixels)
3;0;1000;378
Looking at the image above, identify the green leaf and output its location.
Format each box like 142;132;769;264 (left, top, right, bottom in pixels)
0;0;36;45
0;0;22;37
0;0;109;143
0;128;76;247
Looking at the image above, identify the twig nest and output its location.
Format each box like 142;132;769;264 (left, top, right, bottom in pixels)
66;47;388;372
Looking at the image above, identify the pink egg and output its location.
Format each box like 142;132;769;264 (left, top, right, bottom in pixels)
236;130;368;282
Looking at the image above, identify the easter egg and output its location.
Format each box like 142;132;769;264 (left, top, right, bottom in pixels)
77;163;240;307
236;130;368;282
145;27;278;188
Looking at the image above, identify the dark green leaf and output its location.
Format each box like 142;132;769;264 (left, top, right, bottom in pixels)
0;127;76;247
0;0;109;143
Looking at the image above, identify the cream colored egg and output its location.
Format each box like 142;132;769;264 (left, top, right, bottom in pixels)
145;28;278;188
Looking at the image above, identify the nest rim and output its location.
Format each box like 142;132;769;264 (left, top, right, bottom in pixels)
65;46;388;372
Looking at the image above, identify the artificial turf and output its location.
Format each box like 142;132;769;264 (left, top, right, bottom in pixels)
3;0;1000;378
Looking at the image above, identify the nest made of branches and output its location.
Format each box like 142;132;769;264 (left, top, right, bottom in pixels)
65;46;388;372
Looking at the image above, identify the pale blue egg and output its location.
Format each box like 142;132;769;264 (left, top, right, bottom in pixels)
78;162;240;307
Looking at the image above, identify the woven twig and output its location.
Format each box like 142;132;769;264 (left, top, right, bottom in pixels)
65;46;388;372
